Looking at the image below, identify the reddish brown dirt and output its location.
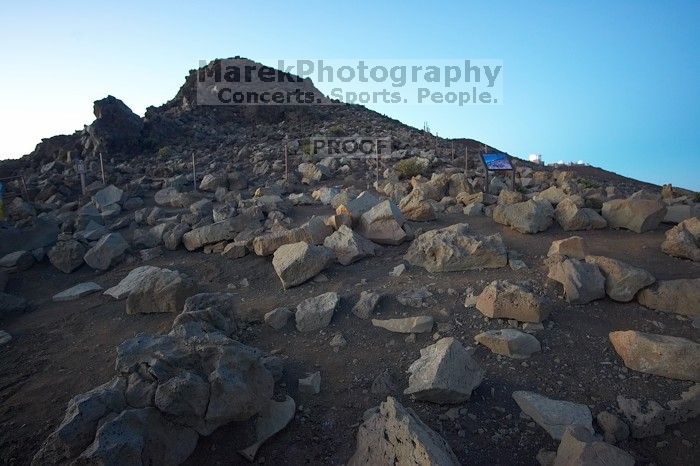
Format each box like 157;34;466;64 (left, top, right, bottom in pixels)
1;208;699;465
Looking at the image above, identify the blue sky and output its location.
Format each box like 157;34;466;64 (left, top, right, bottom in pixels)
1;1;698;190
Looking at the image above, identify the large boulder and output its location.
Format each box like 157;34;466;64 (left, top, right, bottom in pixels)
584;255;655;302
398;188;436;221
609;330;700;381
661;217;700;261
636;278;700;317
272;242;333;289
512;391;593;440
404;223;507;272
602;198;666;233
323;225;377;265
295;292;339;332
92;185;124;210
253;216;332;256
534;186;568;205
358;200;408;245
547;236;587;259
183;217;258;251
126;268;198;314
104;266;164;299
553;425;635;466
555;198;607;231
492;199;555;234
0;218;59;257
547;258;605;304
404;337;484;404
83;233;129;271
347;397;459;466
476;280;552;323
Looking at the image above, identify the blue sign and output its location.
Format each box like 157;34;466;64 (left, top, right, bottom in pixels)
481;153;513;170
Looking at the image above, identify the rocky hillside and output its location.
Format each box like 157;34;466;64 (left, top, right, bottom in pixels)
1;57;699;466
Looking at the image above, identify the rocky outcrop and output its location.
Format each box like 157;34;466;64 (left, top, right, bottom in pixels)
404;223;507;272
81;95;143;157
32;293;273;465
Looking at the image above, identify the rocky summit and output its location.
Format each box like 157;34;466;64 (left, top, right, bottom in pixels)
0;56;698;466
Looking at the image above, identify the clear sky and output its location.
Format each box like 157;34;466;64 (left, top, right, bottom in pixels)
1;1;698;190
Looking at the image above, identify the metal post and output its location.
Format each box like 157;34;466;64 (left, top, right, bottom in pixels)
375;139;380;189
284;135;289;185
21;175;29;201
451;141;454;163
464;146;468;175
192;152;197;191
99;152;106;185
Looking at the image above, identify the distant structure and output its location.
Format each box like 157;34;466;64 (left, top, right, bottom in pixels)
528;153;543;164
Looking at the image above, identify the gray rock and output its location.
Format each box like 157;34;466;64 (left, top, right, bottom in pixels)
602;198;666;233
609;330;700;381
348;397;459;466
84;233;129;271
352;291;381;319
358;200;408;245
492;199;555;234
182;217;258;251
264;307;293;330
323;225;377;265
372;316;434;334
474;329;541;359
272;242;333;289
584;255;655;302
512;391;593;440
596;411;630;444
476;280;552;323
0;250;35;271
53;282;103;302
547;258;606;304
298;371;321;394
92;185;124;210
239;396;296;461
126;268;198;314
555;198;607;231
404;337;484;403
661;217;700;261
104;265;163;299
0;292;28;316
553;425;634;466
636;278;700;317
155;371;209;420
405;223;507;272
295;292;339;332
617;384;700;438
0;330;11;346
77;407;199;465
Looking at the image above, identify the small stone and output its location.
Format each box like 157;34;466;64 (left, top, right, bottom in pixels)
52;282;103;302
372;316;434;334
264;307;292;330
299;371;321;394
